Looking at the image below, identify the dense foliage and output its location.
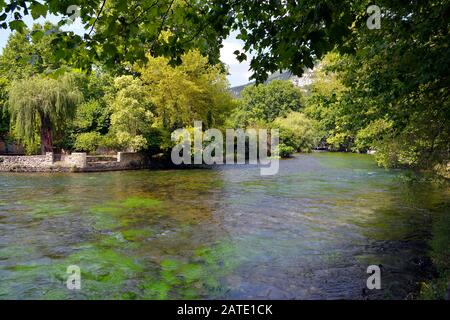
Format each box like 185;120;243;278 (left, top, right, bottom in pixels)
69;50;234;154
0;0;447;167
338;0;450;171
273;112;322;156
7;74;83;153
226;80;322;158
302;0;450;171
0;0;227;73
0;23;63;80
0;1;370;81
108;75;154;152
138;50;234;130
229;80;303;128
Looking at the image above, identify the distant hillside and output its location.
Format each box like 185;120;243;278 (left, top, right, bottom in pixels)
230;69;314;97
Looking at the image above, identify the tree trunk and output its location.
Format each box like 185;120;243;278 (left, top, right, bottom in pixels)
40;114;53;154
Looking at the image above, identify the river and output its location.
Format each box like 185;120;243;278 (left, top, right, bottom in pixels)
0;153;448;299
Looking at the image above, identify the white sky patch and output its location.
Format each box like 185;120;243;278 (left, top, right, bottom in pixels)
220;33;253;87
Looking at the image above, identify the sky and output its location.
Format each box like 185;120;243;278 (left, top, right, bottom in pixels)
0;15;252;87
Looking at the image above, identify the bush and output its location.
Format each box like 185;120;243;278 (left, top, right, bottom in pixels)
272;112;321;157
74;132;103;153
277;144;295;158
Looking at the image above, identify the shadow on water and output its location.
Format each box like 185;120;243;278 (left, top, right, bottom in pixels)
0;153;448;299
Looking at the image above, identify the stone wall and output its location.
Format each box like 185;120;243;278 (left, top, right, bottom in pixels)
0;153;54;172
61;153;87;168
87;155;117;163
0;152;146;173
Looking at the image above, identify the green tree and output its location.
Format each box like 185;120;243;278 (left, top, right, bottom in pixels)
0;1;227;72
74;50;233;154
138;50;234;130
303;0;449;170
108;75;154;152
333;1;449;169
73;131;104;153
304;52;356;151
0;23;63;81
8;74;83;154
273;112;322;156
64;72;114;151
229;80;302;128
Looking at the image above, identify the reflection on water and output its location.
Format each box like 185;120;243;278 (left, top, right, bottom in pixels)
0;153;448;299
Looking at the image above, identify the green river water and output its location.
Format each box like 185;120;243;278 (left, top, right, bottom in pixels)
0;153;448;299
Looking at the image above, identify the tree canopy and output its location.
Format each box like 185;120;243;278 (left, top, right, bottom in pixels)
273;111;322;157
72;49;235;153
1;1;448;84
229;80;303;128
138;49;234;130
0;0;368;81
8;73;83;153
108;75;154;152
0;23;64;80
302;0;450;169
0;0;228;73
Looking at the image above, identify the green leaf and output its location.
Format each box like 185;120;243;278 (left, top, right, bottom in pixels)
237;53;247;62
30;2;47;19
31;30;44;42
8;20;26;32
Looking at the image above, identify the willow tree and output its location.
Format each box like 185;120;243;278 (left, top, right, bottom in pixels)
8;74;83;154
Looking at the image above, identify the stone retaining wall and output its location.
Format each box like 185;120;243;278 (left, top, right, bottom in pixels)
0;152;146;173
60;153;87;168
0;153;54;172
87;155;117;163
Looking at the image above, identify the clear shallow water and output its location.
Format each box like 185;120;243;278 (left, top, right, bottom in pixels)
0;153;448;299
